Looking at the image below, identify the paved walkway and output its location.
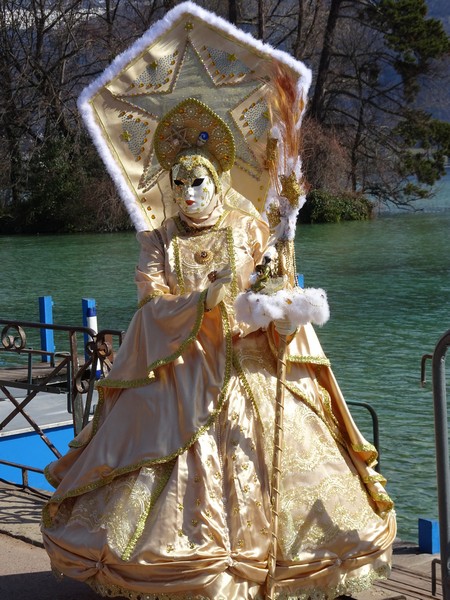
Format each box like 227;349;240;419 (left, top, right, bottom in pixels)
0;482;441;600
0;482;102;599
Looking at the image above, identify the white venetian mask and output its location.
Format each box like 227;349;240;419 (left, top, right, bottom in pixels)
171;163;217;217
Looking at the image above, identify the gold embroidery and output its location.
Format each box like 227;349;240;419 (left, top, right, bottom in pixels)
172;226;237;307
352;442;378;466
172;234;185;293
138;290;164;308
120;462;175;560
232;351;263;427
279;472;385;558
226;226;238;299
287;353;331;366
44;464;60;488
318;384;340;429
363;474;387;484
283;380;345;447
194;249;214;265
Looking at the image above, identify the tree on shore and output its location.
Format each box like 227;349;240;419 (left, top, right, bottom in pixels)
0;0;449;233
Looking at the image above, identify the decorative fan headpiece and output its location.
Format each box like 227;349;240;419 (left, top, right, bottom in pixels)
78;1;312;231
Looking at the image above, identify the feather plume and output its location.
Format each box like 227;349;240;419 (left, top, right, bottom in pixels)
264;63;308;242
266;63;305;196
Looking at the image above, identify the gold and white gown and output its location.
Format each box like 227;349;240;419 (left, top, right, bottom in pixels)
41;208;396;600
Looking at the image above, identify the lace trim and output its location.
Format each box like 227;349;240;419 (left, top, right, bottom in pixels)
276;563;391;600
226;226;238;300
173;213;230;294
232;351;263;430
42;301;233;529
44;464;61;488
363;473;387;484
121;460;176;561
318;384;341;430
287;354;331;366
172;234;185;294
351;442;378;467
138;291;164;308
283;381;346;447
87;578;216;600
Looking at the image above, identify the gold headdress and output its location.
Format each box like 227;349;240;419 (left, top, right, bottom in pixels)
154;97;234;193
78;1;312;231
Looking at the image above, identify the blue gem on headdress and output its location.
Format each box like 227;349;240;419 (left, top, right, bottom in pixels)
197;131;209;146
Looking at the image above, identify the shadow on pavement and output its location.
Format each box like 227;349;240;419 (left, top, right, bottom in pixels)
0;571;106;600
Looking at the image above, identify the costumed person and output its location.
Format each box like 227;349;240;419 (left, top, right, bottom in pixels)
41;3;396;599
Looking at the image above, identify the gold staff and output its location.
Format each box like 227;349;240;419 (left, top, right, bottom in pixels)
263;63;306;600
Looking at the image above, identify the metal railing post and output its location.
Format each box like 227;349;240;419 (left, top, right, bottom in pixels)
38;296;55;363
347;400;381;472
432;329;450;600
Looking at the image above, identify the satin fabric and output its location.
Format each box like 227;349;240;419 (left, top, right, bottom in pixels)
41;209;396;600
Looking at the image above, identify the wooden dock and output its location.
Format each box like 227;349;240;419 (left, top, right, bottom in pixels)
356;541;442;600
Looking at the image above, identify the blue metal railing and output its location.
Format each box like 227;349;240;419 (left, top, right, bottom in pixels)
422;329;450;600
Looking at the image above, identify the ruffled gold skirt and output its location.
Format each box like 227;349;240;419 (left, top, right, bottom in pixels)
42;330;396;600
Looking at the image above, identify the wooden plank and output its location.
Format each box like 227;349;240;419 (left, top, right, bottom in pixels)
375;564;442;600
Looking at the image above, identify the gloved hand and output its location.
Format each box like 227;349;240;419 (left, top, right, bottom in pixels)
205;266;232;310
273;318;297;337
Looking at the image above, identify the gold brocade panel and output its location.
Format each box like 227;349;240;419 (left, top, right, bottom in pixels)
232;332;388;563
171;227;237;305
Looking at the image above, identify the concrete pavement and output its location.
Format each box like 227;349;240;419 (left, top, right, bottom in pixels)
0;482;104;599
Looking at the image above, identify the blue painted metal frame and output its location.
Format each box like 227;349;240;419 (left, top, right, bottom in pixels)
39;296;55;363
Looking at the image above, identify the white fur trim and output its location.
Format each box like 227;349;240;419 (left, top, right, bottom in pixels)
234;287;330;329
78;1;312;231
